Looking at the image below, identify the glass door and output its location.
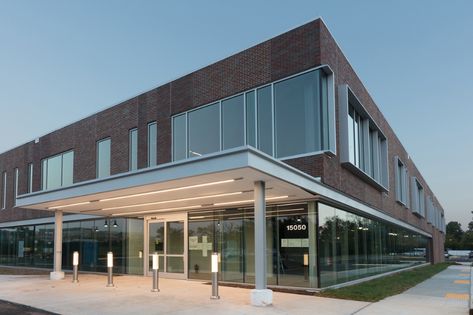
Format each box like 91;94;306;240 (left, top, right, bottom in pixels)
146;213;187;279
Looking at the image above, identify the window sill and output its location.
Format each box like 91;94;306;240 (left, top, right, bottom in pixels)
341;162;388;192
396;200;408;209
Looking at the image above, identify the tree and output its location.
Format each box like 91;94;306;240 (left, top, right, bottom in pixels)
468;221;473;232
445;221;464;250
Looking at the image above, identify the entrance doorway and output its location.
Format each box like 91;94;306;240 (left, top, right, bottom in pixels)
145;213;187;279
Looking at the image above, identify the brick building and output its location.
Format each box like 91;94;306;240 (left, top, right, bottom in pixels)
0;18;445;305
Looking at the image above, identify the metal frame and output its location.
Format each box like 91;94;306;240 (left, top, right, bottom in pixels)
170;65;336;162
144;212;188;279
147;121;158;167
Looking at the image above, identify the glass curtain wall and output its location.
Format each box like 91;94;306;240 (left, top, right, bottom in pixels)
188;203;316;288
172;68;333;162
318;203;428;287
0;218;143;275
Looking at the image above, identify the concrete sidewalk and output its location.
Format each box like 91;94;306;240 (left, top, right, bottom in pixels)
0;274;367;315
0;265;469;314
357;265;471;315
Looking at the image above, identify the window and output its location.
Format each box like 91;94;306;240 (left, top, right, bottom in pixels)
274;70;330;158
41;151;74;190
129;129;138;171
27;163;33;193
257;86;273;155
411;177;425;217
246;91;256;147
171;67;335;161
222;95;244;150
318;202;428;287
13;168;18;206
394;156;409;206
1;172;6;209
172;114;187;161
147;122;157;167
97;138;111;178
340;85;388;190
188;102;220;157
426;196;434;224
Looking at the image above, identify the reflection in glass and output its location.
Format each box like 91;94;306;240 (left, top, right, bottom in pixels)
257;86;273;155
166;221;184;255
129;128;138;171
274;70;323;158
172;114;187;161
97;138;111;178
188;103;220;157
318;203;428;287
222;95;245;150
147;122;157;167
246;91;256;147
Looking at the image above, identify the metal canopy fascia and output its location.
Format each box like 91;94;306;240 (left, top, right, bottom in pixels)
16;146;431;238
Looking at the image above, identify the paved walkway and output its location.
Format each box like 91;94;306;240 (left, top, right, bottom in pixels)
357;265;471;315
0;274;367;315
0;265;469;314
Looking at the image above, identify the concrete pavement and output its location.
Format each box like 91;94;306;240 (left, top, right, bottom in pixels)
0;265;469;314
0;274;367;315
357;265;471;315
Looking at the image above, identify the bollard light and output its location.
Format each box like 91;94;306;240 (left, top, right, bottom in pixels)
152;253;159;270
106;252;114;287
303;253;309;266
303;253;309;280
151;253;160;292
72;251;79;283
210;252;219;299
211;253;218;273
107;252;114;268
73;251;79;266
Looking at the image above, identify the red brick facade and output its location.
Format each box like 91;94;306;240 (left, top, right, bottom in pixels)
0;19;444;262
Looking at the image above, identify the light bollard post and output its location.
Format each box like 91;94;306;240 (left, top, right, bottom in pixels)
303;253;309;280
106;252;114;287
151;253;160;292
210;252;220;299
72;251;79;283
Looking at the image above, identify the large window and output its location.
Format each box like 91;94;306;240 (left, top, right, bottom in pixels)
394;156;409;206
340;85;388;189
274;70;329;158
172;114;187;161
147;122;157;167
257;86;273;155
97;138;111;178
171;67;335;161
222;95;245;150
129;129;138;171
0;217;143;275
188;203;316;288
411;177;425;217
188;103;220;157
41;151;74;190
318;202;428;287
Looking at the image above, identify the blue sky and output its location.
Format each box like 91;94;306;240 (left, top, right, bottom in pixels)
0;1;472;227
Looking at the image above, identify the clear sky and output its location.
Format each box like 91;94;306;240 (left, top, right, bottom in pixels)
0;1;471;228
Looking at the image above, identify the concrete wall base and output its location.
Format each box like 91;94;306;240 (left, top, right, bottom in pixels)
250;289;273;306
50;271;65;280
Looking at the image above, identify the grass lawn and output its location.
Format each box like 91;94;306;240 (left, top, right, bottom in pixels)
318;262;455;302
